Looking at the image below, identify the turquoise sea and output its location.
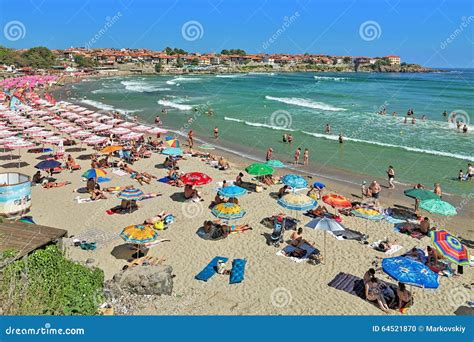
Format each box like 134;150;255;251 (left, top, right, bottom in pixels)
66;70;474;196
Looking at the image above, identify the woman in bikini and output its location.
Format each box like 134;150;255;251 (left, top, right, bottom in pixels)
365;277;390;312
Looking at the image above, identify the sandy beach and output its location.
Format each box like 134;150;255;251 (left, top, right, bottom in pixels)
3;130;472;316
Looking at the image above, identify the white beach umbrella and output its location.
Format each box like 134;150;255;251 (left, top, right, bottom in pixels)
147;127;168;135
93;124;113;132
118;122;136;128
121;132;143;141
72;131;93;139
84;136;107;145
132;125;151;132
24;126;43;133
110;127;131;135
5;140;35;168
62;126;81;134
42;136;64;145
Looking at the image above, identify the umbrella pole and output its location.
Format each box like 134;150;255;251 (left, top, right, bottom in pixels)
323;231;326;265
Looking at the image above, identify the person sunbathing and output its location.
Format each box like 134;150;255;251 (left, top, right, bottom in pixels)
98;157;109;168
144;211;170;225
103;186;127;193
211;193;226;206
397;282;412;312
290;228;306;247
377;238;396;252
184;184;203;201
168;168;184;187
121;164;137;174
90;188;107;201
365;277;390;313
203;220;252;238
261;175;275;186
307;205;328;217
419;217;431;235
66;154;80;170
42;181;71;189
218;156;230;170
134;172;151;185
235;172;244;186
277;185;289;198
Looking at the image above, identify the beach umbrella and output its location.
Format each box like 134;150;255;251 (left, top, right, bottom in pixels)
35;159;61;170
245;163;274;176
110;127;131;135
161;147;182;156
278;193;317;211
42;136;64;145
420;199;457;216
121;132;143;141
93;124;113;132
118;187;144;201
218;185;247;198
0;130;16;138
120;224;159;256
5;140;35;168
404;188;440;201
180;172;212;186
132;125;151;132
84;136;107;145
282;174;308;190
430;230;470;265
351;207;384;236
313;181;326;189
165;136;180;147
266;159;285;168
211;203;246;220
146;127;168;135
72;131;93;139
322;194;351;215
82;168;107;179
118;122;136;128
100;145;123;154
382;256;439;289
305;216;345;261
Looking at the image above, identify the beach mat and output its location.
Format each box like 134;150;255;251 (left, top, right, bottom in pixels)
229;259;246;284
328;272;365;299
276;243;318;263
195;256;228;282
158;176;171;183
369;240;403;255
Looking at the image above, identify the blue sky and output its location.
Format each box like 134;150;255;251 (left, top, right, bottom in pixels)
0;0;472;68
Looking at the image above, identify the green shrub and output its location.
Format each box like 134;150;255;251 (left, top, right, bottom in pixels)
1;245;104;315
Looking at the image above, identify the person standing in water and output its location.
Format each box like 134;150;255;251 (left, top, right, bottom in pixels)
387;166;395;189
434;183;442;198
294;147;301;165
462;124;468;134
287;134;293;144
338;132;344;144
325;123;331;134
213;126;219;139
303;148;309;165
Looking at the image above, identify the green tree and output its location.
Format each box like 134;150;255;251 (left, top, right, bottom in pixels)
190;58;200;66
21;47;56;69
154;62;162;73
73;54;97;68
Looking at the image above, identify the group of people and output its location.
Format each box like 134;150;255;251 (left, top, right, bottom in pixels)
458;163;473;181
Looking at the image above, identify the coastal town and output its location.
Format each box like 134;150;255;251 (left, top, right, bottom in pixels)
0;45;422;77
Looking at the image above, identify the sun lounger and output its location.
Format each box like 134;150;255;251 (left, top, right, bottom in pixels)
276;243;318;263
229;259;246;284
195;256;228;282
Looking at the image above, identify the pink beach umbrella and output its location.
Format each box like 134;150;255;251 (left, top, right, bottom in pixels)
147;127;168;135
62;126;81;134
5;140;35;168
0;130;17;138
72;131;93;139
93;124;113;132
42;136;64;145
105;118;123;125
74;117;92;124
118;122;136;128
110;127;131;135
54;122;70;129
85;121;98;128
47;119;63;125
24;126;44;133
84;136;107;145
121;132;144;141
132;125;151;133
72;106;88;112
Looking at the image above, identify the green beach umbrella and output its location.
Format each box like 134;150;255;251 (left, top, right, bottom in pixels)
420;199;457;216
245;163;274;176
403;188;439;201
266;159;285;168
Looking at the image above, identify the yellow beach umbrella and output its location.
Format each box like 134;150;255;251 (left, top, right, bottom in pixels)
100;145;123;154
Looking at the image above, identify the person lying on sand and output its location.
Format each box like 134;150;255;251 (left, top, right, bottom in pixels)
121;164;137;174
290;228;307;247
144;211;171;225
278;185;290;198
216;260;231;275
376;238;397;252
42;181;71;189
307;205;328;217
261;174;279;186
203;220;252;239
91;187;107;201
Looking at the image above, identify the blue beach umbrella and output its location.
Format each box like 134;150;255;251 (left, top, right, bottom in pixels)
313;181;326;189
382;256;439;289
35;159;61;170
97;177;111;183
278;193;316;211
211;203;246;220
161;147;183;156
282;174;308;190
118;187;144;201
218;185;247;198
266;159;285;168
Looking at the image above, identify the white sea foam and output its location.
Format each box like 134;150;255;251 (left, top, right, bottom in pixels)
224;117;296;131
314;76;348;81
121;81;171;92
215;74;245;78
80;99;138;116
166;77;201;85
157;100;193;111
265;96;346;112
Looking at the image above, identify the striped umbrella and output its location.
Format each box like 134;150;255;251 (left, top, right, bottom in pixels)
120;224;158;245
118;187;144;201
82;168;107;179
211;203;246;220
278;193;317;211
351;207;384;235
430;230;470;265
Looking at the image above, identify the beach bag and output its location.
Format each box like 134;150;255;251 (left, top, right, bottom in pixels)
164;214;174;224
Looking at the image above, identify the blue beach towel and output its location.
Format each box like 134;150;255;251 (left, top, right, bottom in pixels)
195;256;228;282
229;259;246;284
158;176;171;183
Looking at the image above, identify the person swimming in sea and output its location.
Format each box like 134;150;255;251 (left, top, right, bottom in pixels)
462;124;468;134
338;132;343;144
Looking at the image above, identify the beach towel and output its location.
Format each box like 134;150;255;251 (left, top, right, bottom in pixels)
328;272;366;298
369;240;403;255
158;176;171;183
195;256;229;282
393;225;425;240
139;193;161;201
216;180;234;188
229;259;246;284
276;243;318;263
75;197;94;204
384;215;406;224
112;168;127;177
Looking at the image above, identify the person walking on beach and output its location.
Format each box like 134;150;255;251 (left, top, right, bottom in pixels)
370;181;381;202
214;126;219;139
266;148;273;161
303;148;309;165
294;147;301;165
188;129;194;148
325;123;331;134
387;166;395;189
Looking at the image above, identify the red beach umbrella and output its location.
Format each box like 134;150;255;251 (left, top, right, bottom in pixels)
322;194;352;208
180;172;212;186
